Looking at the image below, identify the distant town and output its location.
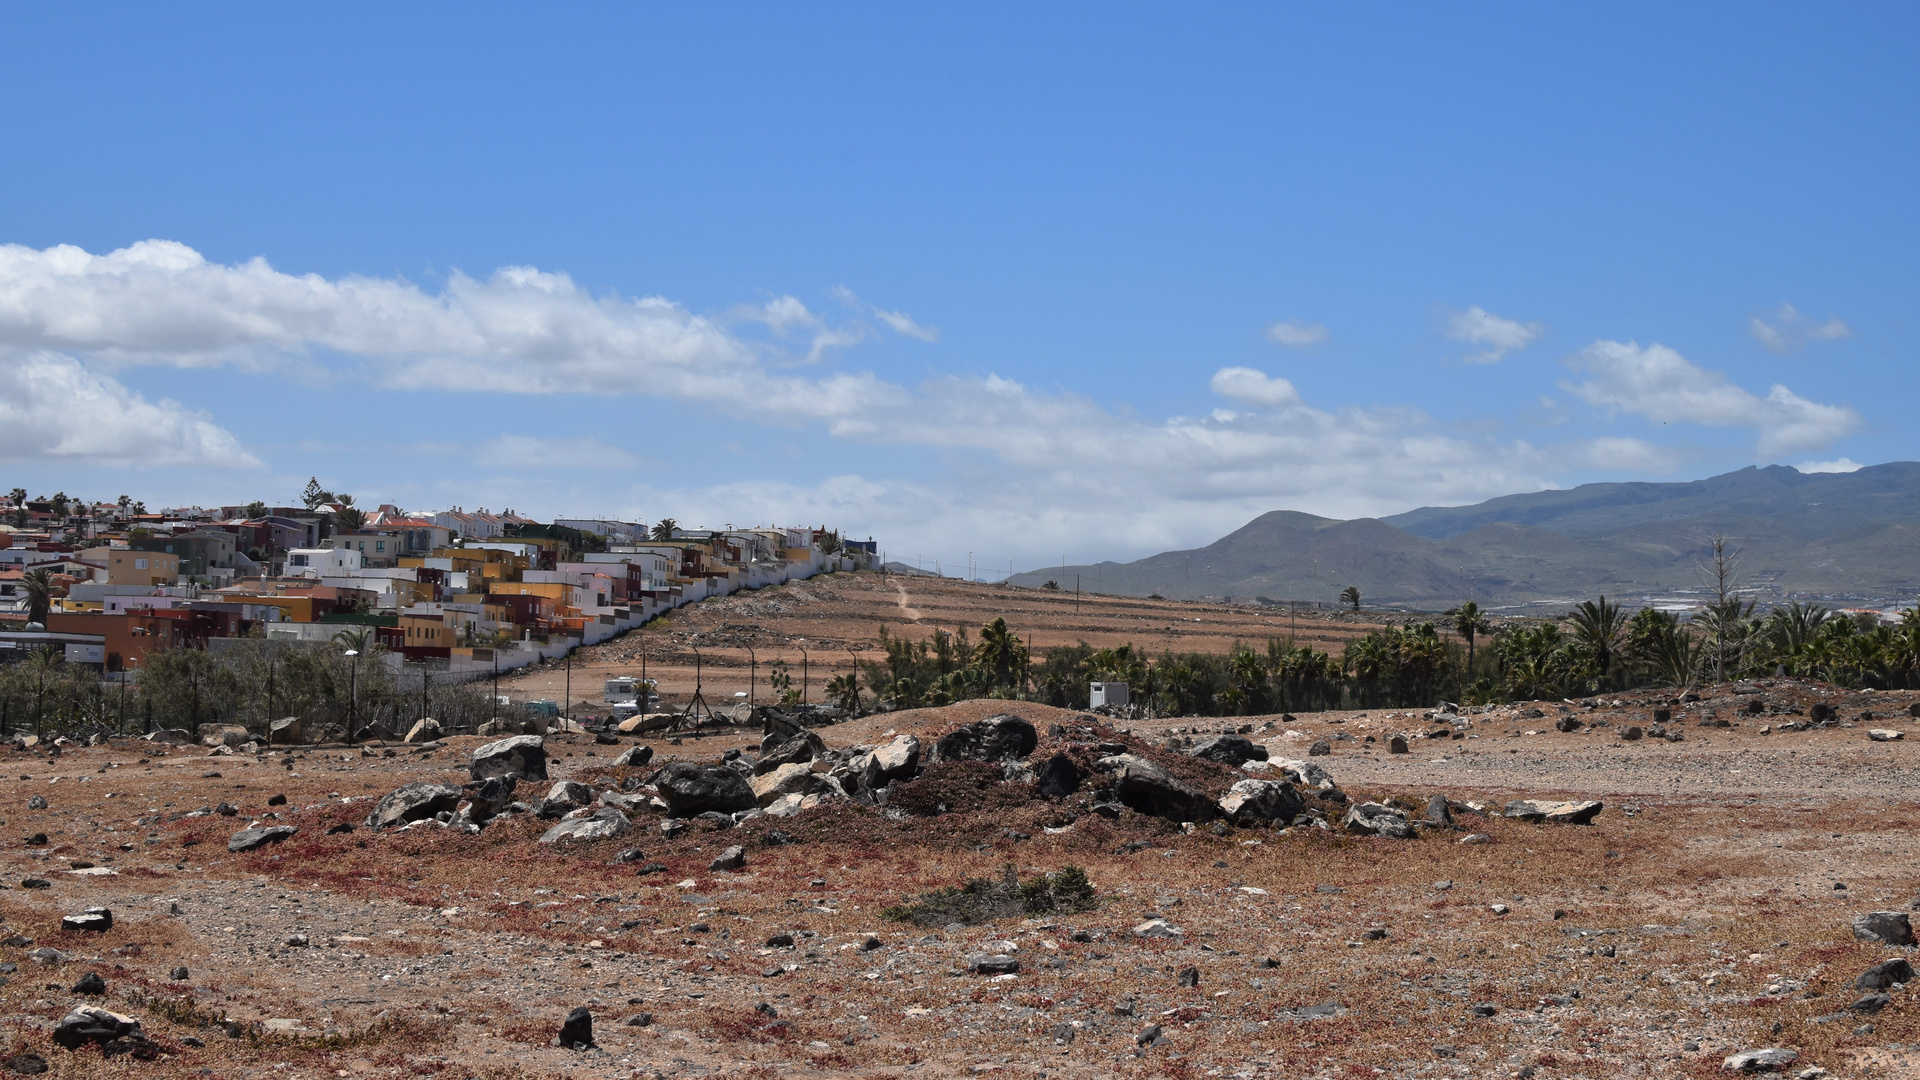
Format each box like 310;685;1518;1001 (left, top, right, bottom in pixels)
0;481;873;685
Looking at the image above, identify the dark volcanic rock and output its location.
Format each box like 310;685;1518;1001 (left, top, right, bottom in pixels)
52;1007;141;1050
1851;911;1914;946
1187;734;1267;765
934;715;1038;762
1036;752;1080;798
557;1006;595;1050
1095;753;1217;823
1855;958;1914;991
651;762;756;817
60;908;112;933
368;782;462;830
470;735;548;782
228;825;298;853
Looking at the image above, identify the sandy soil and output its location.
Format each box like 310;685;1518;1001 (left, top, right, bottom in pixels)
0;674;1915;1080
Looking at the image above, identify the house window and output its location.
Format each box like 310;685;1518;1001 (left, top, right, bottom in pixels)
134;558;148;570
376;541;385;553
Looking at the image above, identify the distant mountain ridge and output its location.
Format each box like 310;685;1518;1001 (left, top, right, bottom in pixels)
1009;463;1920;610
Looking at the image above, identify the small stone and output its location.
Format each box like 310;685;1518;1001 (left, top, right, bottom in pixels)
20;878;49;890
1308;739;1331;757
2;1051;48;1074
60;908;112;933
557;1006;594;1050
1135;1023;1164;1047
71;972;106;995
969;954;1019;975
52;1006;141;1050
1133;918;1183;939
26;796;47;810
169;967;188;981
1848;992;1891;1014
266;794;287;806
1387;735;1409;754
709;845;746;872
625;1012;652;1026
1867;728;1904;742
1361;927;1388;940
1851;911;1914;946
1722;1048;1798;1072
227;825;297;853
325;823;355;835
1489;904;1510;915
1176;966;1199;987
1471;1003;1497;1017
1051;1022;1075;1043
1855;957;1914;990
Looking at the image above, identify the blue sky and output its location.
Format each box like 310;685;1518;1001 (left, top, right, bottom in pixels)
1;5;1914;573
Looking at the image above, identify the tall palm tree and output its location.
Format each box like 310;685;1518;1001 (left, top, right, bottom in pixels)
651;518;678;541
22;567;56;626
975;617;1023;688
1567;595;1631;682
1339;586;1361;612
1451;601;1489;672
332;627;373;653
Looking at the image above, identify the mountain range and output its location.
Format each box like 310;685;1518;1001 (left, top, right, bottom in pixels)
1009;463;1920;611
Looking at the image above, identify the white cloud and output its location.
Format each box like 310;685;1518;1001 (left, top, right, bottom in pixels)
474;435;638;471
1750;303;1850;354
1564;339;1860;456
1209;366;1302;409
0;350;258;467
1447;305;1542;363
829;285;940;342
1265;320;1328;347
1796;457;1863;474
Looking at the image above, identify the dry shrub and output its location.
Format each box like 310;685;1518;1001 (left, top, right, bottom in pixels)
889;760;1037;817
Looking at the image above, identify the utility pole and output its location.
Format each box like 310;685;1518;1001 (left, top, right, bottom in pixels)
1075;574;1081;614
799;643;809;704
564;648;571;724
345;649;360;741
745;640;757;705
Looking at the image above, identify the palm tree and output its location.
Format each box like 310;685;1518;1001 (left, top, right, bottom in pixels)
1451;601;1489;672
975;617;1024;688
332;627;373;653
651;518;678;541
825;672;861;714
1567;595;1631;683
1339;586;1360;612
22;567;56;626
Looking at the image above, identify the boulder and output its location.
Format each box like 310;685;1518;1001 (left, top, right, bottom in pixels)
1420;795;1454;828
1850;992;1892;1014
1307;739;1331;757
228;826;298;853
1855;957;1914;991
1187;734;1267;765
1555;716;1582;733
1036;752;1080;799
1503;799;1603;825
709;845;746;871
871;734;921;781
72;971;105;995
1851;911;1915;946
1274;759;1336;791
27;795;46;810
197;723;250;748
52;1006;142;1050
369;782;463;829
753;730;826;775
750;762;822;807
1216;778;1304;825
538;808;633;845
969;954;1020;975
470;735;548;782
1867;728;1904;742
598;790;647;813
538;780;592;815
612;744;654;768
145;728;192;745
404;718;443;744
461;776;516;823
1094;754;1216;823
558;1006;595;1050
651;762;756;817
1621;725;1643;741
1722;1048;1797;1073
1387;735;1409;754
1132;918;1183;939
476;717;521;737
60;907;113;933
1342;803;1413;839
933;714;1038;762
268;716;304;745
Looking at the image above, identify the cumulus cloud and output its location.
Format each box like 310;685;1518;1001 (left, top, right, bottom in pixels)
474;435;638;471
1265;320;1328;347
1750;304;1850;353
1797;457;1863;474
1209;367;1302;409
1564;339;1860;456
1447;306;1542;363
0;240;902;415
0;350;258;467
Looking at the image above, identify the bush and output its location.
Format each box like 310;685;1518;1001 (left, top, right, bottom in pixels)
882;864;1098;926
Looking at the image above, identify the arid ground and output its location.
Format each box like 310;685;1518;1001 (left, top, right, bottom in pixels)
499;572;1382;713
1;579;1916;1080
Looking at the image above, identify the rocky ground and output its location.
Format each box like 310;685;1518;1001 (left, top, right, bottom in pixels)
0;679;1915;1080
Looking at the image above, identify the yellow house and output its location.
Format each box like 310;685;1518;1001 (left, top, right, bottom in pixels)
399;612;456;649
488;580;583;610
107;549;179;586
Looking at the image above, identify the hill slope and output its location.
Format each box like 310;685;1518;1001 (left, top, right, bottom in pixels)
1011;462;1920;609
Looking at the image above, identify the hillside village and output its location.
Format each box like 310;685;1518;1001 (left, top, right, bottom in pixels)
0;484;870;691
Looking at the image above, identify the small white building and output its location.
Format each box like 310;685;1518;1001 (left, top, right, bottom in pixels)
286;548;364;576
1089;681;1130;709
